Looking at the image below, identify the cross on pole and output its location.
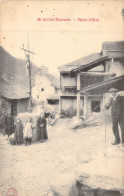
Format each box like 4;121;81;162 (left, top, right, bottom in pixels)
21;36;36;110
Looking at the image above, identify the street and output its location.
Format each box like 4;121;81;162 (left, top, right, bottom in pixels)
0;119;123;196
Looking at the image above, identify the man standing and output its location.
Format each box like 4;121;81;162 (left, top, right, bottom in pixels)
105;88;124;146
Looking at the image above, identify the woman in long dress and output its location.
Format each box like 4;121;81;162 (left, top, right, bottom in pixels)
5;112;14;139
14;118;23;145
37;112;48;143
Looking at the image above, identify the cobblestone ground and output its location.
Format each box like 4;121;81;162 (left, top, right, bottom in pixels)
0;119;122;196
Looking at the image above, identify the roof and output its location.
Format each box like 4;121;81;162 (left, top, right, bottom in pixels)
78;75;124;95
0;84;30;100
0;46;37;100
0;46;37;89
59;40;124;73
59;53;108;73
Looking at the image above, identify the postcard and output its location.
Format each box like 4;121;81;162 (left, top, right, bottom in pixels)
0;0;124;196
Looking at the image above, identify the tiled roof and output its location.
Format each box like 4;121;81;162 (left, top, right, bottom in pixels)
59;53;107;72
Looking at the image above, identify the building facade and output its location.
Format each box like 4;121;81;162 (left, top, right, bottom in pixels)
59;41;124;118
0;95;30;129
0;83;30;130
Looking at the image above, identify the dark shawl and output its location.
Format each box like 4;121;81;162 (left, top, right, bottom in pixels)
14;122;23;144
5;114;14;135
105;95;124;122
37;117;48;140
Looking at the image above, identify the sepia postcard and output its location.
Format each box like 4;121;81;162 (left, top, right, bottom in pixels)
0;0;124;196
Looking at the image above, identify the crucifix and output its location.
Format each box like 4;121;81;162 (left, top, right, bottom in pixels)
21;35;36;110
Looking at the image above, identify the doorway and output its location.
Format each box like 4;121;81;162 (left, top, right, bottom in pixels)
11;100;17;121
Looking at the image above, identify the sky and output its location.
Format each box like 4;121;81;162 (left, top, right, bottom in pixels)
1;0;124;76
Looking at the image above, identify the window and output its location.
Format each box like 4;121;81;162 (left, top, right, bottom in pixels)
41;88;44;92
47;99;59;105
91;101;101;113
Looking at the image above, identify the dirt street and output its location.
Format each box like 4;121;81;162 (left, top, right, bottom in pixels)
0;119;123;196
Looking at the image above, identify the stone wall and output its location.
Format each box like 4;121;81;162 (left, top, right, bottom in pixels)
108;59;124;77
0;97;11;129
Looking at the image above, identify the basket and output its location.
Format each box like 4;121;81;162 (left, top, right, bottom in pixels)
10;138;16;145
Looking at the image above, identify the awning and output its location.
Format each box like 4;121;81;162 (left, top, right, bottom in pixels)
78;75;124;95
71;56;108;73
46;94;59;100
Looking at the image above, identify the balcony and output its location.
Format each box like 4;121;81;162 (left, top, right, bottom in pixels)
60;86;77;96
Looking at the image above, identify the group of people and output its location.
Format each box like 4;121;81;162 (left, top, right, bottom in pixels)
5;112;48;146
4;88;124;147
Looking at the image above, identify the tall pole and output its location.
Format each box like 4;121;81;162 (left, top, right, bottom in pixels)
28;54;32;98
21;36;36;110
30;61;32;98
27;35;31;98
27;34;32;99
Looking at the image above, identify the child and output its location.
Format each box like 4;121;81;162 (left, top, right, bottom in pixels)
14;118;23;145
24;116;33;145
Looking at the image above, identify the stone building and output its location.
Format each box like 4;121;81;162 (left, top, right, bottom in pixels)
0;46;34;128
32;66;59;107
59;41;124;118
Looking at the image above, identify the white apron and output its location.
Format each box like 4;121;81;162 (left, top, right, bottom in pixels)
24;122;33;139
